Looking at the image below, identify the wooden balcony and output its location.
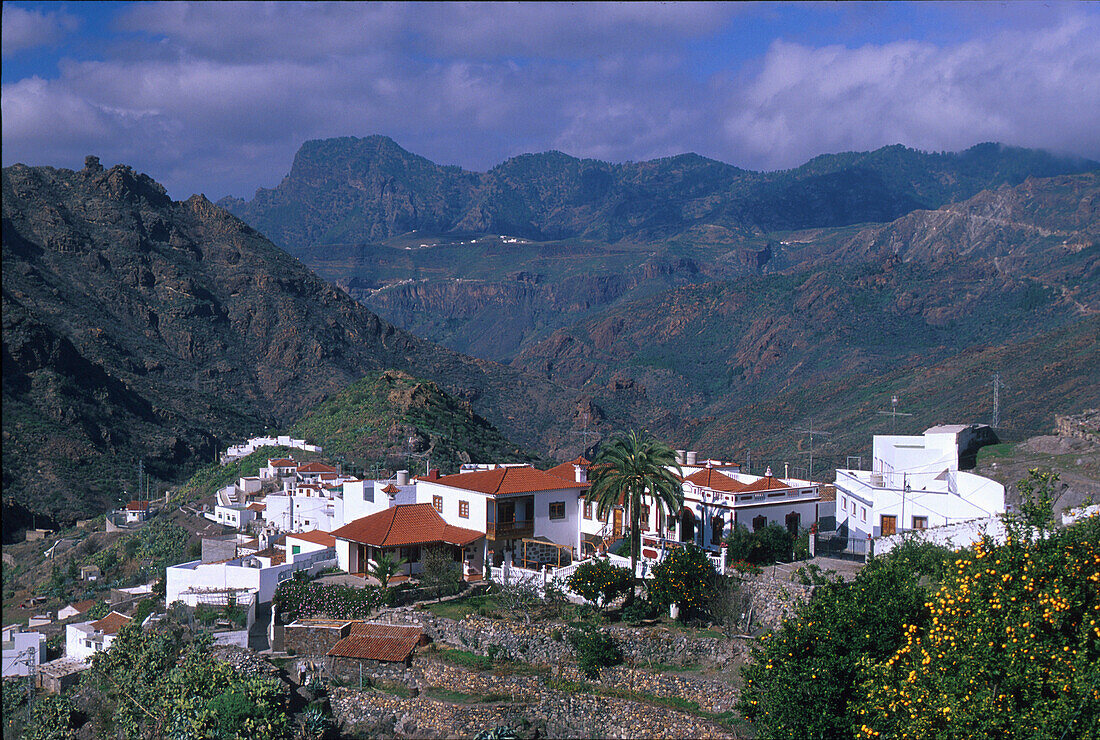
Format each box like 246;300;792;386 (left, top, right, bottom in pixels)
486;519;534;540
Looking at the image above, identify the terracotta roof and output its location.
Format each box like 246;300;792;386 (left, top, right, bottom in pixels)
327;624;423;662
90;611;132;635
249;548;287;566
380;483;401;494
246;502;267;512
544;455;593;483
287;530;336;548
69;599;96;614
434;466;584;495
684;468;748;492
331;504;483;548
268;458;296;467
738;475;793;493
297;462;338;474
126;501;149;511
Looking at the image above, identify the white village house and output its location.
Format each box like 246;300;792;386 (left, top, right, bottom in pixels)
65;611;132;663
834;425;1005;544
3;624;45;677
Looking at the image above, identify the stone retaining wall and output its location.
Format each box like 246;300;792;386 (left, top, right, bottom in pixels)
735;575;815;630
331;683;740;739
372;609;747;668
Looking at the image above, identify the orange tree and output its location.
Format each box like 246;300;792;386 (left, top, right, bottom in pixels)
738;540;952;737
855;513;1100;739
647;544;719;619
566;558;633;610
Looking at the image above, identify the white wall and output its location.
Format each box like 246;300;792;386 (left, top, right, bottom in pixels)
534;489;581;551
875;515;1008;556
2;630;44;677
416;481;489;533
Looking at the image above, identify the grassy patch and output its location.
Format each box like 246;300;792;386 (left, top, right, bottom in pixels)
434;648;493;672
424;593;497;620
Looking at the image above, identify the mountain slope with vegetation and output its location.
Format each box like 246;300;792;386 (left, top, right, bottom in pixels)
1;158;616;536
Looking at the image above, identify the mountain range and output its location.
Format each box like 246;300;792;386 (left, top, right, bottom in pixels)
5;139;1098;537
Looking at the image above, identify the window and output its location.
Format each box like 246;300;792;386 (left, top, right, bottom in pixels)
861;507;866;522
584;501;592;520
459;500;469;519
851;501;856;514
433;495;443;513
549;502;565;520
912;516;927;530
841;495;847;511
640;505;650;528
292;545;301;555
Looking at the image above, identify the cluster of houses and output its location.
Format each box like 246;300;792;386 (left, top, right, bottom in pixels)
4;423;1009;688
163;423;1005;624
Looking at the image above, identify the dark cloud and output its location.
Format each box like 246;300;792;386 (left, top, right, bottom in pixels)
2;2;1097;199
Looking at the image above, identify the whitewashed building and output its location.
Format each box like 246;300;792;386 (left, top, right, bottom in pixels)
834;426;1005;542
3;624;45;677
65;612;131;663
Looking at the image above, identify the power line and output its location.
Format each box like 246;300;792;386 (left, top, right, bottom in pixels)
876;395;913;433
792;419;832;481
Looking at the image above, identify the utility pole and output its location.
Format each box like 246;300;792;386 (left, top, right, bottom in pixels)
745;449;751;476
571;411;600;453
793;420;831;481
992;374;1006;428
877;395;913;434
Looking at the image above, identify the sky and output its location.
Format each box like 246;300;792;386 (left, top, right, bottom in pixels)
3;1;1098;200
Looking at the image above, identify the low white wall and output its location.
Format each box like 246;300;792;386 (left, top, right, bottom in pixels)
875;515;1007;556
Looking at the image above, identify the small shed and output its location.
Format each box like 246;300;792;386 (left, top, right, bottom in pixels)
325;622;427;684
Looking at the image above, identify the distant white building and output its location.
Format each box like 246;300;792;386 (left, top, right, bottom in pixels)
834;425;1005;543
224;436;322;463
65;612;131;663
2;624;45;677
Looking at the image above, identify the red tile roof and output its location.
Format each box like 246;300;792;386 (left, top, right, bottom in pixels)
90;611;132;635
434;466;584;495
544;456;593;483
69;599;96;615
126;501;149;511
738;474;793;493
380;483;401;494
287;530;336;548
684;468;748;492
268;459;297;467
297;462;338;474
331;504;483;548
246;502;267;512
327;623;423;662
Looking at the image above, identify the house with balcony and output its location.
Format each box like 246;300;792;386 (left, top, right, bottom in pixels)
415;464;588;567
331;504;485;579
834;426;1004;545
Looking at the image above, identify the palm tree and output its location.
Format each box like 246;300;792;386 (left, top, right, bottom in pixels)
585;430;683;604
366;552;407;590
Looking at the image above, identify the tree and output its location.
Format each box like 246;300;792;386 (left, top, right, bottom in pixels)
490;571;543;625
647;544;718;619
568;626;623;678
738;542;950;737
366;553;407;590
855;515;1100;739
24;694;75;740
585;430;683;604
420;545;462;601
566;559;633;610
1015;467;1058;533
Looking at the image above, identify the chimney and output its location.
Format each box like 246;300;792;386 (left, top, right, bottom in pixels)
686;451;697;466
574;464;587;483
396;470;409;486
426;469;441;481
676;449;686;465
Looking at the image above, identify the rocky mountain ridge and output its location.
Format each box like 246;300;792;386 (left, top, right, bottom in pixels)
2;158;637;534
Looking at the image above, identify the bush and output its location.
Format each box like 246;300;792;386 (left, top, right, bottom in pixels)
273;581;382;621
568;626;623;678
725;524;794;566
620;599;657;625
647;544;718;618
567;559;633;609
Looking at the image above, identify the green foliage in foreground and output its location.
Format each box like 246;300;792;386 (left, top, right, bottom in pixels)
740;471;1100;740
647;544;718;617
568;626;623;679
273;579;383;621
567;559;633;609
87;622;292;739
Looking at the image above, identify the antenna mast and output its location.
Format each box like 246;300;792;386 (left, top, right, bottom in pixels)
793;419;831;481
992;374;1006;428
877;395;913;433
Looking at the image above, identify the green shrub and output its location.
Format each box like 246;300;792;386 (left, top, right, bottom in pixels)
567;559;633;609
568;626;623;679
620;599;657;624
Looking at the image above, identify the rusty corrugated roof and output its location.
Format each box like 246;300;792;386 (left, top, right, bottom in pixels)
327;623;422;662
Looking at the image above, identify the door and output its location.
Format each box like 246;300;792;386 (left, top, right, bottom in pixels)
881;515;897;536
612;508;623;538
680;508;695;543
